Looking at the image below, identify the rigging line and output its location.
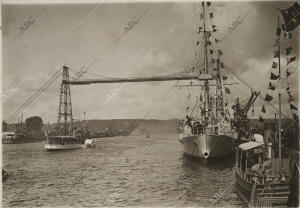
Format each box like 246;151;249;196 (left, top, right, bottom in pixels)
223;63;289;119
7;72;62;123
7;68;63;122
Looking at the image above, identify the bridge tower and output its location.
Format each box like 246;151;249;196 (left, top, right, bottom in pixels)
58;65;73;135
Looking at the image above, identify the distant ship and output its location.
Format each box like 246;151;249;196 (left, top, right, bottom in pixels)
2;132;15;144
178;2;236;164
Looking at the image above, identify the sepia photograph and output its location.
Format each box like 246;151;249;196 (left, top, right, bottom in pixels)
1;0;299;207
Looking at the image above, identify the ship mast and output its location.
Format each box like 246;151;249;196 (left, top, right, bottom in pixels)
202;2;209;121
277;12;282;169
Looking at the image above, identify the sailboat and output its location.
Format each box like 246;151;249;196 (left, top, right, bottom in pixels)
234;3;299;206
178;1;235;164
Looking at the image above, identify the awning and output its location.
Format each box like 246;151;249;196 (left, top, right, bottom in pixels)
239;141;264;151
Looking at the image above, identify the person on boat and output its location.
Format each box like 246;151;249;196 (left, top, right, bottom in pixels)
251;155;265;184
184;115;192;128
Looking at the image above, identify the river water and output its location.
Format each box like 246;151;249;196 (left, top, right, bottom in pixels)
3;134;246;207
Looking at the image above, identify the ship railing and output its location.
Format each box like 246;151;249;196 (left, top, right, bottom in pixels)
239;169;277;185
191;128;204;135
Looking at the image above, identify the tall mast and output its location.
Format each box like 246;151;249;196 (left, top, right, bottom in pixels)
277;13;282;169
202;2;209;119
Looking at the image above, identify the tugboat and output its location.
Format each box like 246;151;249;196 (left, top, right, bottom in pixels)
178;1;235;164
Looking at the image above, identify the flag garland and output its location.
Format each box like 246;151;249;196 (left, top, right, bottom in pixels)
274;50;279;58
225;87;231;94
261;105;266;113
272;62;278;68
285;46;293;55
287;56;296;65
259;116;264;122
290;103;298;111
268;82;275;90
280;2;300;32
265;93;273;101
270;72;279;80
217;49;223;56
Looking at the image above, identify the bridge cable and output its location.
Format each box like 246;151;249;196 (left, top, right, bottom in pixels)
7;67;63;122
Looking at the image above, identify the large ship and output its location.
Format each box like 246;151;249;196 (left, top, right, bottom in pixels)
178;2;236;164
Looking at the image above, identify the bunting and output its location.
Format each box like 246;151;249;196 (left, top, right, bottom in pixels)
270;72;279;80
272;62;278;69
290;103;298;111
274;50;279;58
280;2;300;32
287;56;296;65
286;69;291;77
284;32;293;39
225;87;231;94
286;46;293;56
288;95;294;103
261;105;266;113
200;13;204;20
276;27;281;36
274;40;280;48
220;62;225;68
293;113;298;121
268;82;275;90
217;50;223;56
265;93;273;101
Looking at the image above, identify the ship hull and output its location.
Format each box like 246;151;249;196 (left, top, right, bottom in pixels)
235;171;289;207
44;143;83;151
180;134;234;164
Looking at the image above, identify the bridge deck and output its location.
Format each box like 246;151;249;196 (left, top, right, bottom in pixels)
65;74;213;85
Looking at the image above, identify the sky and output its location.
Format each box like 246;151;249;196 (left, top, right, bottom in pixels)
2;0;299;123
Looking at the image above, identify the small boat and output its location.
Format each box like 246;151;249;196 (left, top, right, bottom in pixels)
44;136;83;151
2;131;16;144
235;138;290;207
84;138;95;148
2;169;8;181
